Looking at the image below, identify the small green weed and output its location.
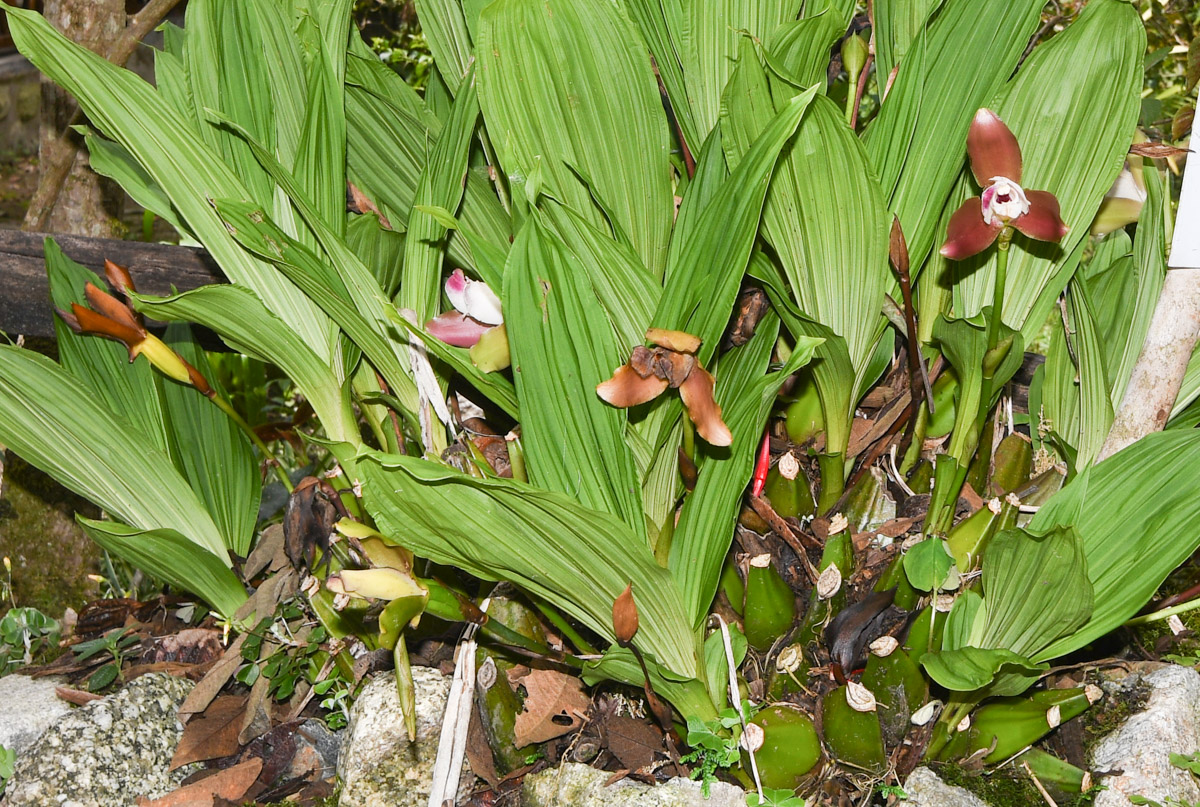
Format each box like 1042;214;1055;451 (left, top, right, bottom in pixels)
0;606;60;676
71;627;139;691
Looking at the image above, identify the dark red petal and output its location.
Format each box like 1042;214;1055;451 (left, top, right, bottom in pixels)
596;364;669;408
103;260;137;297
425;311;490;348
1011;189;1069;244
939;197;1003;261
967;109;1023;187
679;366;732;447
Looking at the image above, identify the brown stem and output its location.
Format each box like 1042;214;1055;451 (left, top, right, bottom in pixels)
849;52;873;131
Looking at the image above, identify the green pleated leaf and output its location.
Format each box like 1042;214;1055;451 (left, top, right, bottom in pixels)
1034;431;1200;660
619;0;699;153
345;212;407;299
44;239;169;456
669;314;821;625
721;60;890;458
356;450;700;680
212;198;418;417
540;201;659;356
0;347;229;565
414;0;475;93
921;646;1045;694
85;136;186;234
1039;278;1114;470
678;0;804;141
78;519;246;619
161;324;260;558
398;64;479;323
655;89;818;367
764;3;844;93
872;0;946;81
864;0;1044;270
345;57;511;270
953;0;1145;342
134;285;356;444
478;0;674;277
980;527;1093;661
504;216;643;535
2;5;337;362
293;18;348;242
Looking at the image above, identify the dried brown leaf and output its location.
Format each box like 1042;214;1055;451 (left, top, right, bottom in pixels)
137;758;262;807
55;685;103;706
510;668;591;746
242;523;288;580
170;695;247;769
603;714;660;771
179;634;247;719
1129;142;1191;159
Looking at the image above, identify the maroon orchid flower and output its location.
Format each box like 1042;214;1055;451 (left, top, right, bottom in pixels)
939;109;1069;261
597;328;732;447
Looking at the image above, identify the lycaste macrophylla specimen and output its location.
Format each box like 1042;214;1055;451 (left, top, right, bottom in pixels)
597;328;732;447
56;260;212;395
425;268;503;348
939;109;1069;260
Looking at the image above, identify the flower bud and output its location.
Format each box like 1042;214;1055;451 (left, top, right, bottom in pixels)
613;583;639;645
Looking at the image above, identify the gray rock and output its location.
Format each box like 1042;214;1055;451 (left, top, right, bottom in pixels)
521;762;747;807
3;672;195;807
0;674;72;754
289;718;342;781
1091;664;1200;807
337;667;474;807
903;767;989;807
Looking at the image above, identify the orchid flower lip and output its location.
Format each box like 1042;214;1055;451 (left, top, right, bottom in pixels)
981;176;1031;226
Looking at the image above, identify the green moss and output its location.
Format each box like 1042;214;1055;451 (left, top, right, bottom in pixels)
0;455;102;617
933;763;1098;807
1078;674;1151;760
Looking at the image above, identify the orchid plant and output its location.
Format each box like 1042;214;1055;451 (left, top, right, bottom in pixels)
0;0;1195;799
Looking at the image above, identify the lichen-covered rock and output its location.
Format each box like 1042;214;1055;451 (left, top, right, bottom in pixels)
337;667;474;807
0;674;72;754
902;767;989;807
1091;664;1200;807
3;672;194;807
521;762;747;807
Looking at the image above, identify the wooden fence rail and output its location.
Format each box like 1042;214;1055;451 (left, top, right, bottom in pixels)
0;229;223;340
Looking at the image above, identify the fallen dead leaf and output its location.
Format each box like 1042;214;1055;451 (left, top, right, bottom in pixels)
55;685;103;706
180;634;248;719
137;758;262;807
150;629;223;666
603;714;661;771
171;695;247;769
508;667;591;747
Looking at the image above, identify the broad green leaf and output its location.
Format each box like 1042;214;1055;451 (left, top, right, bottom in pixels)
356;450;700;680
134;285;358;444
656;89;818;367
213;198;419;418
921;646;1045;693
942;589;984;652
540;201;659;355
345;212;407;298
980;527;1093;660
872;0;945;81
399;64;479;323
0;347;229;564
1034;431;1200;660
85;136;186;234
586;646;720;721
721;65;890;461
78;519;246;619
44;239;169;455
504;216;643;534
478;0;674;277
763;4;843;93
669;314;821;625
415;0;474;93
161;324;260;558
3;6;336;362
293;17;348;242
619;0;699;153
864;0;1044;270
679;0;803;141
1039;279;1114;469
954;0;1145;343
903;538;954;593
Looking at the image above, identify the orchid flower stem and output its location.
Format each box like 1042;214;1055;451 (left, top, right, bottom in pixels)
209;392;294;493
987;228;1013;355
1123;597;1200;627
925;698;975;760
845;77;858;126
